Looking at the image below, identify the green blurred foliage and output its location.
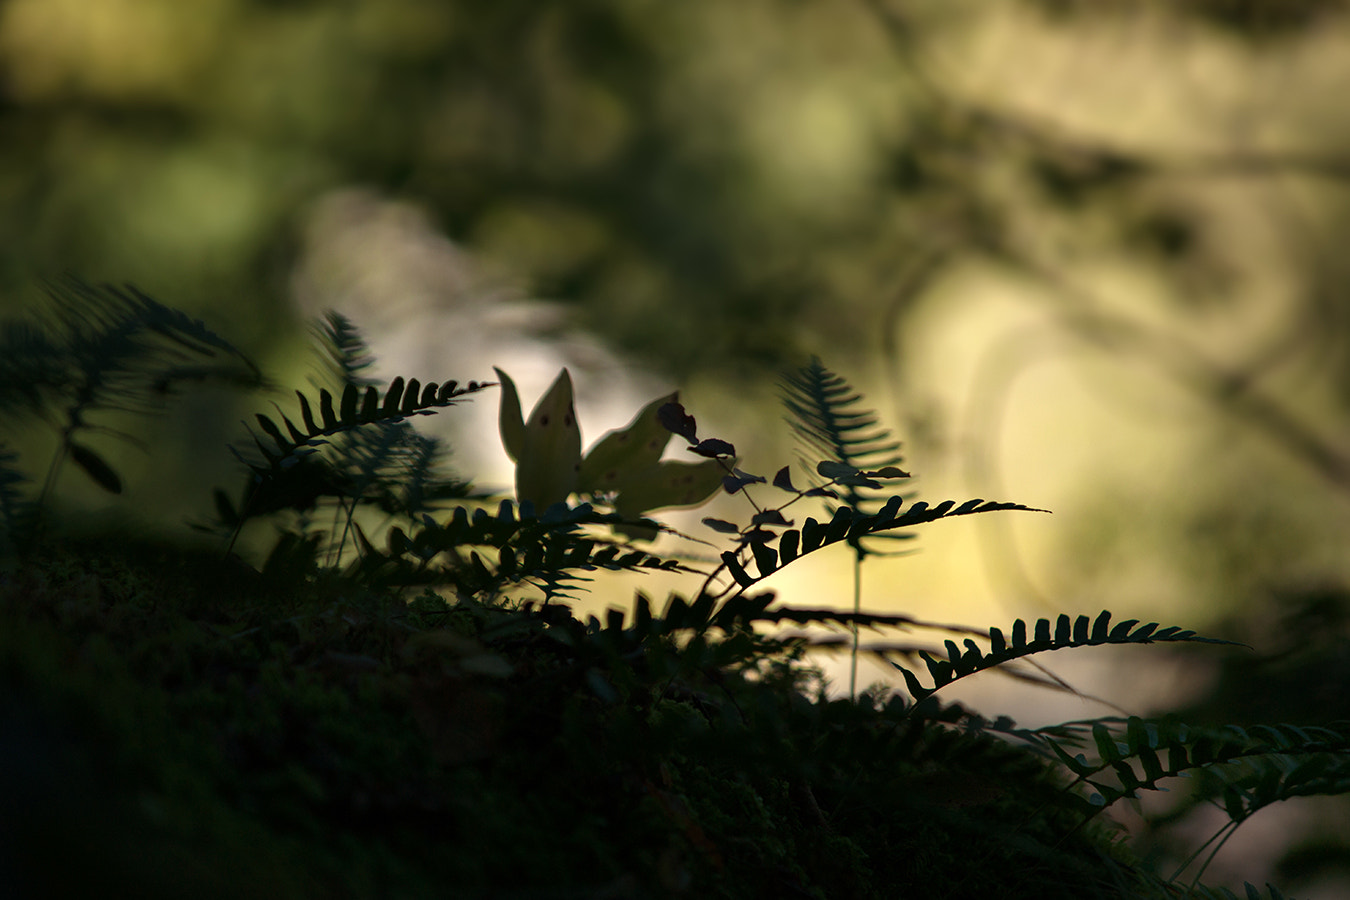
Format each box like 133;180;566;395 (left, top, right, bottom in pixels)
8;0;1350;603
1;0;1347;376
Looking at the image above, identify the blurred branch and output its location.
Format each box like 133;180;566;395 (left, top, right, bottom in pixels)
960;247;1350;609
1010;252;1350;492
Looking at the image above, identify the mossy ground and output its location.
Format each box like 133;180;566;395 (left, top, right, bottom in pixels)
1;538;1146;900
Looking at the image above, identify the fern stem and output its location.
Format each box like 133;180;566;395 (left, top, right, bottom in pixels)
1166;816;1238;885
1187;818;1243;895
849;550;861;698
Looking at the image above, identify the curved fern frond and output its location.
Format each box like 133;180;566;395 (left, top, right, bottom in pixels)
718;495;1046;591
357;499;685;595
1206;751;1350;822
236;375;492;476
20;279;260;419
890;610;1238;704
0;279;261;506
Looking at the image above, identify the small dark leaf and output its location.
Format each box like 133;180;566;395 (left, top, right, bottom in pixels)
296;391;319;434
751;509;791;527
254;414;288;453
658;401;698;443
772;466;796;492
383;376;406;415
801;518;824;553
824;506;853;543
816;460;859;479
319;389;338;430
361;385;380;421
702;517;742;534
278;412;306;445
988;628;1006;654
691;438;735;458
1091;610;1112;642
340;383;359;422
1109;618;1139;640
721;551;754;587
874;495;903;524
895;665;930;701
721;469;765;494
402;378;422;415
68;442;122;494
1073;614;1090;644
750;541;777;576
868;466;911;478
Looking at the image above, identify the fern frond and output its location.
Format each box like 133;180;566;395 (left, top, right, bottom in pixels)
358;499;683;595
1;280;260;506
781;356;910;555
312;310;379;389
1184;741;1350;822
890;610;1237;704
41;279;260;418
236;375;491;476
717;495;1046;591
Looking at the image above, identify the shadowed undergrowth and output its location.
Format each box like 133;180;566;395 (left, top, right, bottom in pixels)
0;282;1336;899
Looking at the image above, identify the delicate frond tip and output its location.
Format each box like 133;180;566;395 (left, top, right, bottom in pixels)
781;356;913;559
355;499;683;595
892;610;1239;703
781;357;906;491
313;310;378;388
1025;715;1350;812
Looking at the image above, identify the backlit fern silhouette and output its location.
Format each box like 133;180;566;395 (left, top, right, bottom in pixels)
781;357;914;694
2;284;1345;898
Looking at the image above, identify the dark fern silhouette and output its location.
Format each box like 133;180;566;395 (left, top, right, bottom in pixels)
0;279;261;543
1;284;1341;899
